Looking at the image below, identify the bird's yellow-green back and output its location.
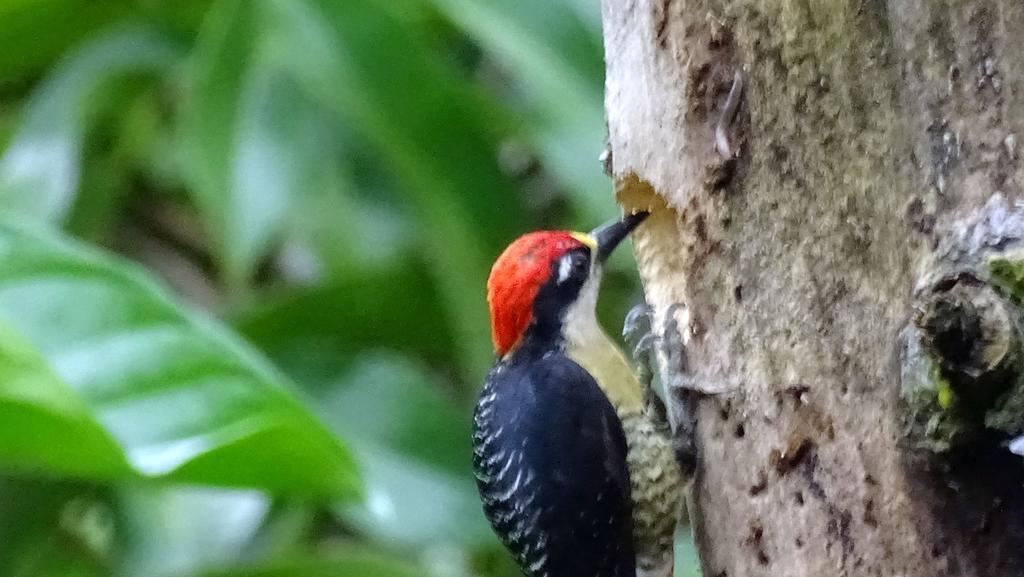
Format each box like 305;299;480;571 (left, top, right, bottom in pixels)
565;307;682;577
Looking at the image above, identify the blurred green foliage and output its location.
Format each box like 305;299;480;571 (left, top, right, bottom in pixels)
0;1;696;576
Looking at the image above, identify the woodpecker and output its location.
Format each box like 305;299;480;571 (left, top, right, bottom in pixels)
473;212;683;577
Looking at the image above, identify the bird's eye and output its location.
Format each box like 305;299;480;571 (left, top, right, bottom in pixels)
573;250;590;272
556;250;590;285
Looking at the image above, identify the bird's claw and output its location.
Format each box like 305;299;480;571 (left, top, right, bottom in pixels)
623;303;656;383
623;303;653;346
623;303;693;433
658;303;699;474
631;333;659;365
660;303;689;378
624;302;697;475
622;302;692;387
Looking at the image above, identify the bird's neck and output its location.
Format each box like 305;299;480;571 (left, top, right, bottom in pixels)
503;278;646;413
562;282;645;413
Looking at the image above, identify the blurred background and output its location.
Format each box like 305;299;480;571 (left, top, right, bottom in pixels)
0;1;696;576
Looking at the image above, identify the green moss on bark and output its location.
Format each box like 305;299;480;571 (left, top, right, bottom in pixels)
988;252;1024;304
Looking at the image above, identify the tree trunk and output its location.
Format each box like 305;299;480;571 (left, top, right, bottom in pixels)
600;1;1024;576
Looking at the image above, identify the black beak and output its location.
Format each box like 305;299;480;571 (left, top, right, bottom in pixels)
591;211;650;263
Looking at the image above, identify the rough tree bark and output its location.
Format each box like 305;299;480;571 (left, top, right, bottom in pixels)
600;1;1024;576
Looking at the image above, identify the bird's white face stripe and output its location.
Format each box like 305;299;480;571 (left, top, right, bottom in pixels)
556;253;573;284
562;266;601;337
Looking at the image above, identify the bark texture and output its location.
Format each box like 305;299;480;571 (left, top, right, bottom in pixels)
600;0;1024;575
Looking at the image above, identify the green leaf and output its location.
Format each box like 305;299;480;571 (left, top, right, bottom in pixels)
184;0;379;292
0;25;182;221
235;261;457;370
0;478;116;577
260;0;527;381
0;219;359;497
0;0;134;82
180;0;255;223
117;486;271;577
247;346;496;552
228;73;328;278
340;445;493;550
0;319;130;479
183;0;277;290
66;89;173;242
313;354;493;549
320;355;468;474
423;0;612;222
194;548;436;577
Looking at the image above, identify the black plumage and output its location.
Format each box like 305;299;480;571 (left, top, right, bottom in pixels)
472;347;636;577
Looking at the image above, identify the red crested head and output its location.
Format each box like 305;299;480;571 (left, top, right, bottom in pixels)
487;231;592;357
